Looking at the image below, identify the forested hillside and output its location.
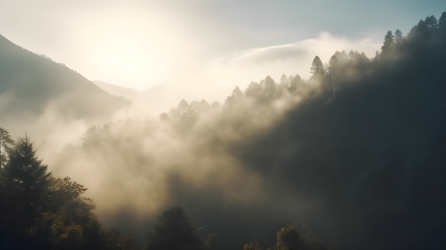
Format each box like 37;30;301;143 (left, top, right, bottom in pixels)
0;34;130;121
1;12;446;250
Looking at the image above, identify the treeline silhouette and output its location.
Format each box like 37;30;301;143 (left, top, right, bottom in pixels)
0;131;142;249
0;133;330;250
2;11;446;250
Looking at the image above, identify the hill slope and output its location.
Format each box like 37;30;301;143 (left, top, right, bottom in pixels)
0;34;130;121
92;80;140;101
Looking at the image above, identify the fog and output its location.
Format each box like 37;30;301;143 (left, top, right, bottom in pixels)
1;5;446;250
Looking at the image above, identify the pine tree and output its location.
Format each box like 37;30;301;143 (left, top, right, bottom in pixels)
382;31;395;52
0;135;52;247
263;76;278;101
395;29;404;44
245;82;262;99
289;74;302;93
1;135;52;225
310;56;325;80
225;86;244;106
439;12;446;44
146;206;203;250
328;54;339;84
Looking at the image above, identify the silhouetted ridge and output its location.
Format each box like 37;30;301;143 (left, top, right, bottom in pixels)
0;34;130;120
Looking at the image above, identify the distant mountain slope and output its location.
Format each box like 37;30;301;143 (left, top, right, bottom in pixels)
0;34;130;121
93;80;140;101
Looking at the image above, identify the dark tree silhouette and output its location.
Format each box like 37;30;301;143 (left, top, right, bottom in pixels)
395;29;403;44
146;206;204;250
275;224;300;250
327;55;339;84
309;56;324;80
439;12;446;44
382;31;395;52
0;135;52;248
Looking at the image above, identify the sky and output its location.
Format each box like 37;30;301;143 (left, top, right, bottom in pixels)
0;0;445;92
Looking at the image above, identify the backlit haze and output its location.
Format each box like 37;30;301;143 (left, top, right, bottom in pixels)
1;0;442;93
1;1;446;249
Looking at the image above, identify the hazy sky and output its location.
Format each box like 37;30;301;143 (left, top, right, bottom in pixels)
1;0;445;91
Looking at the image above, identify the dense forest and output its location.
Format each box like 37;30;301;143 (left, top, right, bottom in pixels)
1;12;446;250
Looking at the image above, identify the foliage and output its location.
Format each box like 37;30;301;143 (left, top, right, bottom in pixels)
310;56;325;80
3;10;446;250
275;223;301;250
146;206;204;250
0;127;14;168
248;224;333;250
244;242;264;250
0;132;142;249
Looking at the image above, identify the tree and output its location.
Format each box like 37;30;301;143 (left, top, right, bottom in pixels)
0;127;14;168
170;99;191;120
225;86;244;106
278;74;290;94
382;31;395;52
310;56;325;80
276;224;301;250
328;55;339;84
279;74;288;88
425;15;438;32
439;12;446;44
263;76;278;101
2;135;52;219
0;135;52;247
395;29;403;44
289;74;302;93
146;206;204;250
245;82;262;99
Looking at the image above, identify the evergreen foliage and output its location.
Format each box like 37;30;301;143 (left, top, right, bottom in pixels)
0;132;142;249
309;56;324;80
146;206;204;250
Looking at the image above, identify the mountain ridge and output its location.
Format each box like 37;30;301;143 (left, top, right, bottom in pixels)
0;34;130;121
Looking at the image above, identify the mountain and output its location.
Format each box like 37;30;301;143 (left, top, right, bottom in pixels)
0;34;130;122
92;80;140;101
92;80;185;115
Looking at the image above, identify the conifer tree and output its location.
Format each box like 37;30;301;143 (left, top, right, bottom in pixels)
328;55;339;84
382;31;395;52
225;86;244;106
245;82;262;99
289;74;302;93
146;206;203;250
439;11;446;44
395;29;403;44
1;136;52;222
263;76;278;100
310;56;325;80
0;135;52;247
